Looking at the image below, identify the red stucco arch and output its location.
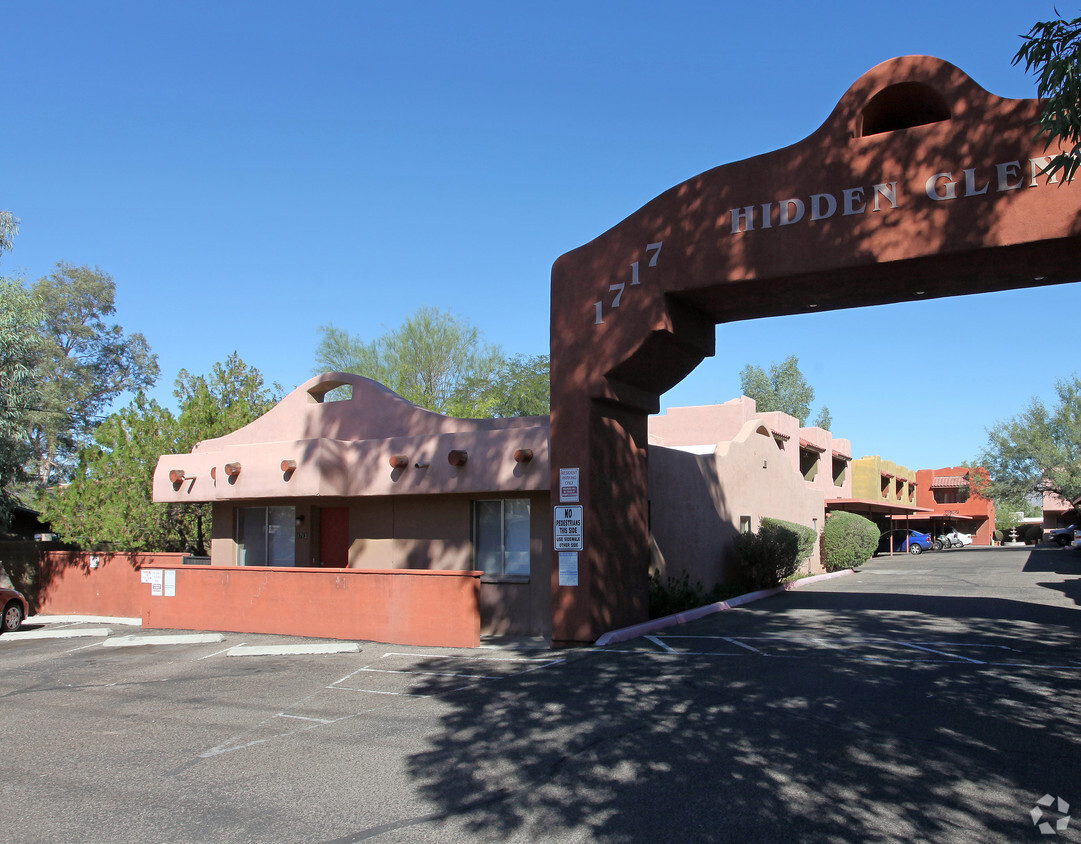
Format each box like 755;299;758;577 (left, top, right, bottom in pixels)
548;56;1080;644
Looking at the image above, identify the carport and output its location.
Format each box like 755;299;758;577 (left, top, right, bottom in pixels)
826;498;935;556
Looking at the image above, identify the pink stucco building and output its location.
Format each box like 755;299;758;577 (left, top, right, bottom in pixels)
647;397;853;590
153;372;553;638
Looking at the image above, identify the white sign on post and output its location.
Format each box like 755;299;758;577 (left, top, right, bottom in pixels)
559;468;579;503
554;505;583;551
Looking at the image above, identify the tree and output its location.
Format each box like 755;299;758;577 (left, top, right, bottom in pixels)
1014;11;1081;181
25;263;159;487
39;354;281;554
460;353;550;418
975;374;1081;511
739;355;831;428
0;211;18;259
39;394;186;552
174;352;283;446
315;307;517;417
0;280;44;530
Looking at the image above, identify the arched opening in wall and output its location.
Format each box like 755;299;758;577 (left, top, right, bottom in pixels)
859;81;950;136
658;282;1081;473
644;281;1078;595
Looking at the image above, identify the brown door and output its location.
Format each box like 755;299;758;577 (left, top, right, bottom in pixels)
319;507;350;567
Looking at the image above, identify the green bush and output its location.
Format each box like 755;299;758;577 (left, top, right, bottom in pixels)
735;520;803;589
647;571;746;618
822;512;878;571
760;517;817;564
1026;524;1044;544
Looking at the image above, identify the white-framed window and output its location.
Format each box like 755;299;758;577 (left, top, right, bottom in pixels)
473;498;531;578
237;506;295;566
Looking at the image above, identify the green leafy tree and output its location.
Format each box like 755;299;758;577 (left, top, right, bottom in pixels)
1014;11;1081;181
26;263;159;487
0;280;44;529
0;211;18;258
40;355;281;553
988;495;1040;538
174;352;283;446
40;395;186;551
315;307;521;417
976;374;1081;511
739;354;831;428
461;353;550;418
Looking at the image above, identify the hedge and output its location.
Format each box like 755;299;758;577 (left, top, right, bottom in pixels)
822;511;878;571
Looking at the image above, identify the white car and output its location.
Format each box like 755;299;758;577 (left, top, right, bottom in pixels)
943;529;973;548
1071;529;1081;550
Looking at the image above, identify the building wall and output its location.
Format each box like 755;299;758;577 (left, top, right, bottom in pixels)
915;466;996;545
649;398;853;501
851;456;918;505
205;491;552;638
649;419;826;593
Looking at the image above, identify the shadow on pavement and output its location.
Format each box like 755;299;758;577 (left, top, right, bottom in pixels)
390;566;1080;842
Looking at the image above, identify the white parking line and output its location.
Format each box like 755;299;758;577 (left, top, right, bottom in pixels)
723;637;769;655
632;632;1081;670
898;642;984;663
644;635;676;653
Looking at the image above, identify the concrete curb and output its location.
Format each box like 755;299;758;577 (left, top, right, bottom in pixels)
1;627;113;642
595;568;855;646
227;643;361;657
27;615;142;626
103;633;226;648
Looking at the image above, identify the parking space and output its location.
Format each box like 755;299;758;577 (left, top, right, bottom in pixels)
3;546;1080;844
627;630;1081;668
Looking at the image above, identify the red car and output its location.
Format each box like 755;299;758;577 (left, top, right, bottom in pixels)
1;586;29;633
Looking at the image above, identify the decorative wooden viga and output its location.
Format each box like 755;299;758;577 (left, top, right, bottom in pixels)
547;56;1080;644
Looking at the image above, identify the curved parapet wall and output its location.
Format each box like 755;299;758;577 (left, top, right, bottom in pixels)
153;372;549;503
549;56;1080;643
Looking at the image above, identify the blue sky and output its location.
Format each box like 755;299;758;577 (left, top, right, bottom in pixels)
2;0;1075;471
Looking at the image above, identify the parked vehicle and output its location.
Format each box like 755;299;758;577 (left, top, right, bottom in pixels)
880;529;933;555
939;529;973;549
1;586;28;633
1049;524;1076;546
1071;529;1081;550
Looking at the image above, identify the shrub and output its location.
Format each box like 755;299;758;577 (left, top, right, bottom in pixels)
760;517;817;565
648;571;706;618
1026;524;1044;544
647;571;746;618
822;512;878;571
735;520;803;589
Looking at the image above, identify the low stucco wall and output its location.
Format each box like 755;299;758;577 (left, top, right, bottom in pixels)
140;563;481;648
12;550;482;648
32;550;182;617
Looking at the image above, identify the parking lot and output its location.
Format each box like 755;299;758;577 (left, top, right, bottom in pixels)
2;545;1079;843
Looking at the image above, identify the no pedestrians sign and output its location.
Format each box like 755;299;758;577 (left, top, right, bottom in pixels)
554;505;583;550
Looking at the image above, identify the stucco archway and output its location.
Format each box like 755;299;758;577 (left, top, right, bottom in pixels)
548;56;1080;644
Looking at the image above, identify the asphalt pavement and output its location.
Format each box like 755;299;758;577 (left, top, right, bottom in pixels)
1;545;1078;843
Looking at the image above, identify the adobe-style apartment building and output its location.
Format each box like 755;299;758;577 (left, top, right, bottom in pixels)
153;372;554;639
914;466;996;546
647;397;853;590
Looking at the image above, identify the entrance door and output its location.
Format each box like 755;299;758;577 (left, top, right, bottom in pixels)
319;507;350;567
